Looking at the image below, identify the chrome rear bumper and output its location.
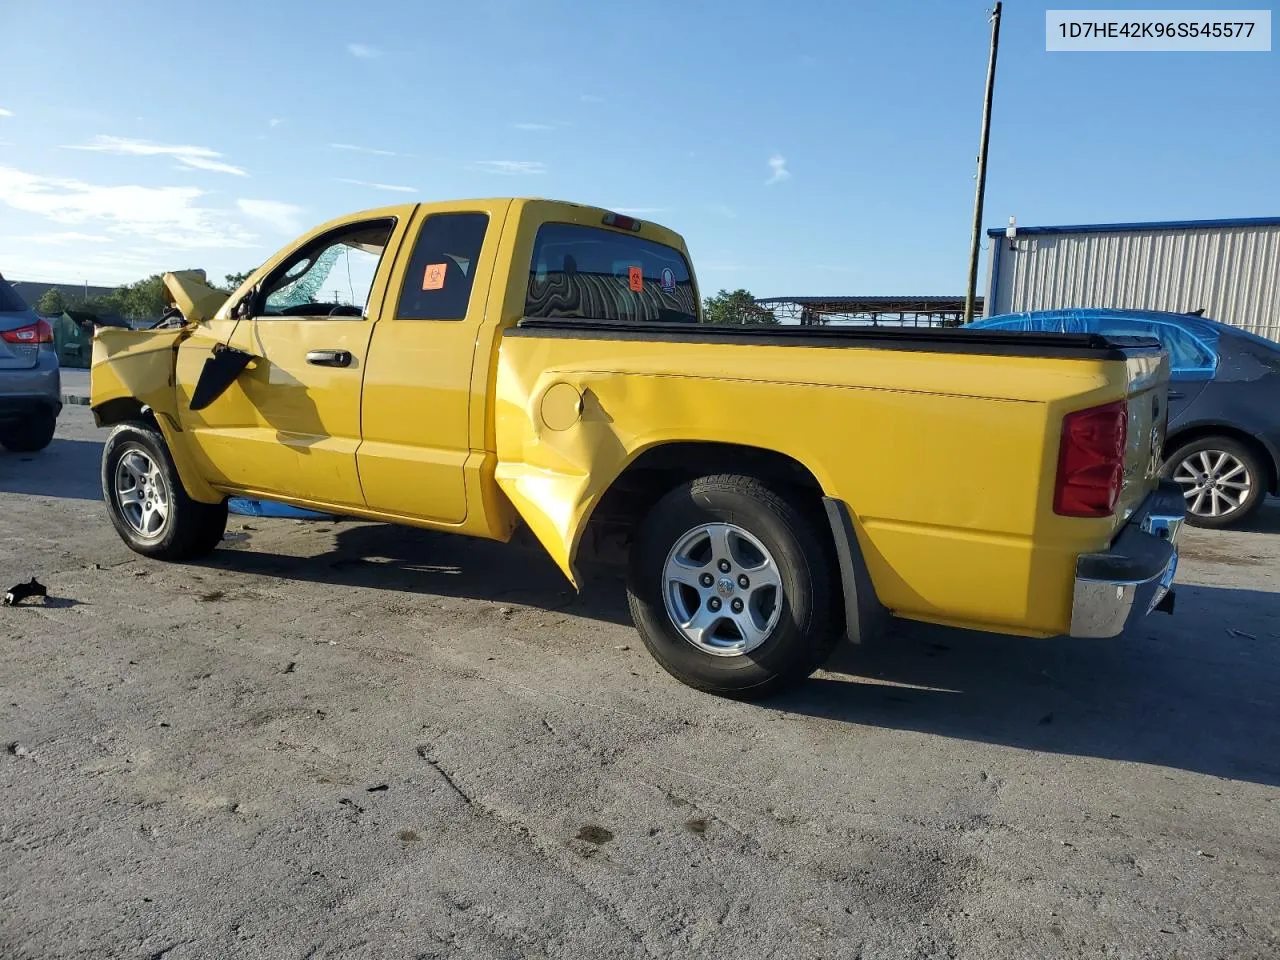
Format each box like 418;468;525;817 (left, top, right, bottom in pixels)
1069;482;1185;639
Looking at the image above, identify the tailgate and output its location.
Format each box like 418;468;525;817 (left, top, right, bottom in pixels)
1114;350;1171;523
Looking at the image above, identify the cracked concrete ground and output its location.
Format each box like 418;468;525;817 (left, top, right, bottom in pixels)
2;406;1278;959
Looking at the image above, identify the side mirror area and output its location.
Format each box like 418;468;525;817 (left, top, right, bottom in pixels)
232;288;257;320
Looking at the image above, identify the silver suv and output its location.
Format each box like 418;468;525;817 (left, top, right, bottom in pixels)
0;276;61;452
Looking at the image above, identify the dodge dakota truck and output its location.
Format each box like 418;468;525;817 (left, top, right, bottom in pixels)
90;198;1184;697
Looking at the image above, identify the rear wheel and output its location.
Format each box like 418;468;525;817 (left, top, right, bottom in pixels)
1163;436;1267;529
101;421;228;559
0;410;57;452
626;474;836;698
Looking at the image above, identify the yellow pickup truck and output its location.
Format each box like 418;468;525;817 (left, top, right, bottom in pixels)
90;198;1184;697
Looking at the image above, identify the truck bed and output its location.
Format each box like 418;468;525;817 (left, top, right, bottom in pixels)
510;317;1164;361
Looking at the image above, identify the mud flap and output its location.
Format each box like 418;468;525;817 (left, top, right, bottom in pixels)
189;344;254;411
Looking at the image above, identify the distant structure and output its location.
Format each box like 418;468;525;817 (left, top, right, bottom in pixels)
755;295;978;327
8;280;117;309
986;216;1280;341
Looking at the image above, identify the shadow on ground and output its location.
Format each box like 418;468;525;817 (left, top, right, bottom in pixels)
1239;498;1280;534
0;438;103;501
204;519;1280;787
780;583;1280;787
203;521;632;626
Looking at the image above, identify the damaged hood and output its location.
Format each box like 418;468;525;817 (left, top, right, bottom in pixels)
164;270;229;324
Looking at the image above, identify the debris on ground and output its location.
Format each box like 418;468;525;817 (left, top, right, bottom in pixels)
4;578;47;606
1228;628;1257;640
366;783;389;793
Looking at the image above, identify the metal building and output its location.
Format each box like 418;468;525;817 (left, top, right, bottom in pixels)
984;216;1280;341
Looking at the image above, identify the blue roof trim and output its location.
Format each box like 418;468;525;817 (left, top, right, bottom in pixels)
986;215;1280;238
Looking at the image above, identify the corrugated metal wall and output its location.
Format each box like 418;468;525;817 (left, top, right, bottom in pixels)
989;224;1280;340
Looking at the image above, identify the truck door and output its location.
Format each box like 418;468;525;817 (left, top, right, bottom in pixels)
175;209;414;506
357;201;508;524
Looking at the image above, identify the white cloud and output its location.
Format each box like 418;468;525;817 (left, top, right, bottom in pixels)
348;43;381;58
0;166;257;249
11;232;113;246
269;118;284;128
473;160;546;175
329;142;402;157
765;154;791;185
336;177;416;193
513;122;554;131
236;199;304;234
0;108;12;118
66;135;248;176
176;155;249;176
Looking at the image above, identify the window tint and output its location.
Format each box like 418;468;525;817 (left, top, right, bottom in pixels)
1097;319;1216;372
0;277;29;312
526;223;697;323
260;219;394;318
395;213;490;320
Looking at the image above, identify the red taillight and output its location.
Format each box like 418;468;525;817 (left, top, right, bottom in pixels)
1;318;54;345
1054;399;1128;517
602;212;643;232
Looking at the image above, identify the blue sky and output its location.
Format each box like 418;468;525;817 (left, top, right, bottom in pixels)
1;0;1276;297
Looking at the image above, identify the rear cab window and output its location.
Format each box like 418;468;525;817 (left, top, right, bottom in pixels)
525;222;699;323
395;212;490;320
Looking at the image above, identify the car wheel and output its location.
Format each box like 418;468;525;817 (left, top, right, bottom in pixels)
1163;436;1267;529
0;410;57;452
101;421;228;559
626;474;836;698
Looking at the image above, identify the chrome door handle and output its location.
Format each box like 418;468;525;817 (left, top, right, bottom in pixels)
306;349;352;367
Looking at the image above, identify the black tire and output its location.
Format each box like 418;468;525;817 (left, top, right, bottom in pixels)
1162;435;1268;529
101;421;228;560
626;474;837;699
0;410;57;452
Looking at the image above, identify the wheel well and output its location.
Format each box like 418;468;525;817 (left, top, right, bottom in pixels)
1166;425;1278;493
93;398;158;430
580;441;828;563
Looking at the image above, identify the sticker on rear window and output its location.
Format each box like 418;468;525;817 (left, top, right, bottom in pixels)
660;267;676;294
422;263;447;290
628;266;643;293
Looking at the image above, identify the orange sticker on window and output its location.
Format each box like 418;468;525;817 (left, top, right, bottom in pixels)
628;266;644;292
422;263;447;290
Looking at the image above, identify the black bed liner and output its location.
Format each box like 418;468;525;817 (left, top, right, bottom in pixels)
509;318;1163;361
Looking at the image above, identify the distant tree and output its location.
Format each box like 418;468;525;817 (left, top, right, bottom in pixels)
701;288;779;326
34;288;67;316
222;269;255;292
78;295;117;318
109;274;169;322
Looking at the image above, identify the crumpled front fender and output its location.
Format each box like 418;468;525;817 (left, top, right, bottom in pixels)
90;325;222;504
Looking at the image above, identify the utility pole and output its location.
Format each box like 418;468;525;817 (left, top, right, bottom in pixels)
962;1;1002;325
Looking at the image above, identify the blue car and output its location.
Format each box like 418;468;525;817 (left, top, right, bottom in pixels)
969;308;1280;529
0;275;62;452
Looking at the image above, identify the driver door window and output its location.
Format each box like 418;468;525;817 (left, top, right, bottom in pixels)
259;220;394;319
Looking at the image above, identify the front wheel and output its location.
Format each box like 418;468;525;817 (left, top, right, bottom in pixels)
1163;436;1267;529
101;421;228;560
626;474;836;698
